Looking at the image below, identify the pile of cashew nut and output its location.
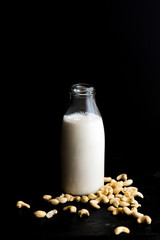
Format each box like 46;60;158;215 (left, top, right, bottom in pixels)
16;173;152;235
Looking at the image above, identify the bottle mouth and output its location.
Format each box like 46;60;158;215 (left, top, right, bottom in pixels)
71;83;95;96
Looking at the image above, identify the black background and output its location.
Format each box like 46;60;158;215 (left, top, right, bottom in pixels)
11;0;160;198
11;0;160;229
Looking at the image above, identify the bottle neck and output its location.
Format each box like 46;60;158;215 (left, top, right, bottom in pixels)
65;84;101;116
70;83;95;96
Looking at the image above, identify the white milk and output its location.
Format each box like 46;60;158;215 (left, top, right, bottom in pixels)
61;112;105;195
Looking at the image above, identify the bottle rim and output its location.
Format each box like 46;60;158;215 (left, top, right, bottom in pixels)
70;83;95;96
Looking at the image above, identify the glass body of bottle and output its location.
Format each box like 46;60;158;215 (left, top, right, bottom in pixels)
61;83;105;195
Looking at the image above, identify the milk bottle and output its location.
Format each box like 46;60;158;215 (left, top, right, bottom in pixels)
61;83;105;195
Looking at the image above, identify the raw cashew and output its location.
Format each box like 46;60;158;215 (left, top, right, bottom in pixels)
16;200;30;209
112;207;124;215
56;197;68;204
81;195;89;203
110;198;120;207
70;206;77;213
60;193;65;197
113;187;124;195
123;207;132;215
97;189;108;196
108;206;116;212
134;191;144;198
96;195;109;204
42;195;52;200
63;205;77;213
123;179;133;187
90;200;100;209
78;209;90;218
34;210;46;218
130;199;141;208
115;194;123;198
107;179;116;188
110;179;116;183
46;209;58;218
114;226;130;235
137;215;152;224
99;185;105;191
132;210;144;218
97;191;103;197
116;173;128;181
74;196;81;202
104;177;112;182
108;194;114;200
124;187;138;197
124;191;131;197
88;193;97;200
49;199;59;205
121;196;134;203
124;186;138;192
65;194;75;202
119;200;130;207
106;185;113;194
112;181;123;189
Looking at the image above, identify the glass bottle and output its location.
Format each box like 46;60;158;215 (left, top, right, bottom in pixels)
61;83;105;195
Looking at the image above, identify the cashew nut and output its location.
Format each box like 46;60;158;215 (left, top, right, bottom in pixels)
124;187;138;197
107;179;117;188
124;191;131;197
78;209;90;217
121;196;134;203
70;206;77;213
132;210;144;218
97;188;108;196
123;179;133;187
137;215;152;224
119;200;130;207
110;198;120;207
106;185;113;194
134;191;144;198
107;194;114;200
96;195;109;204
112;181;123;189
97;190;103;197
124;186;138;192
90;200;100;209
81;195;89;203
88;193;97;200
46;209;58;218
116;173;128;181
113;187;124;195
114;226;130;235
63;205;77;213
112;207;124;215
130;199;141;208
65;194;75;202
104;177;112;182
34;210;46;218
42;194;52;200
108;206;116;212
49;198;59;205
74;196;81;202
16;200;30;209
110;179;116;183
56;197;68;204
115;193;123;198
123;206;133;215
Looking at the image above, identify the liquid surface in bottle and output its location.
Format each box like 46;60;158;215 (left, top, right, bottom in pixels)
61;112;105;195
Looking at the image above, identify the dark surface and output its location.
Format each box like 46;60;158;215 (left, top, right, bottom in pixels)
14;171;160;240
10;0;160;239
